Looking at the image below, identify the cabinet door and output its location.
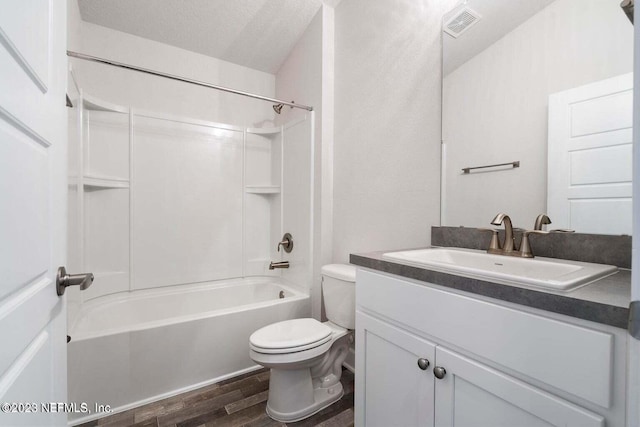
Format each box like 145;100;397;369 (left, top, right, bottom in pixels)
356;312;436;427
434;347;604;427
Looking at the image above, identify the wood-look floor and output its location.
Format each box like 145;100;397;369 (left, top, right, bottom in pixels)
78;368;354;427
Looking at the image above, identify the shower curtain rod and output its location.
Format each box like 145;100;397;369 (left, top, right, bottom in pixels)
67;51;313;112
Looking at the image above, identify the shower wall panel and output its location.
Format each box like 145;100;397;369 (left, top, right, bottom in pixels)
132;115;244;290
281;117;313;288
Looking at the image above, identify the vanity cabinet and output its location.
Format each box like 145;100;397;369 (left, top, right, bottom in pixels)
433;347;602;427
357;313;436;427
355;269;627;427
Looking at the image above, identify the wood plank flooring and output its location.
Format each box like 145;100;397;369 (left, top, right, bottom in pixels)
78;368;354;427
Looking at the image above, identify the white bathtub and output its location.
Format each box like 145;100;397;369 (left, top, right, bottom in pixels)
67;277;309;425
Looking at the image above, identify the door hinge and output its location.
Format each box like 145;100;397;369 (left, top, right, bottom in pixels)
629;301;640;339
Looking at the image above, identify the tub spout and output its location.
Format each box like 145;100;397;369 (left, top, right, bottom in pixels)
269;261;289;270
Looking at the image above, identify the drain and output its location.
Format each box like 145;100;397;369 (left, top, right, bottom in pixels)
279;291;285;299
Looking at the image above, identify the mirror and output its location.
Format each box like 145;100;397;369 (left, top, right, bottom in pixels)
441;0;634;235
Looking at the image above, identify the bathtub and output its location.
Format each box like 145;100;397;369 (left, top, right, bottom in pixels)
67;277;309;425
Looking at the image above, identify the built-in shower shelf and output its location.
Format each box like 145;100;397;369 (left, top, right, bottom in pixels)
246;126;281;136
83;175;130;189
82;94;129;113
245;185;281;194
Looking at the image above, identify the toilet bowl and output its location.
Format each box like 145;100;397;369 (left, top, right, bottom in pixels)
249;264;356;422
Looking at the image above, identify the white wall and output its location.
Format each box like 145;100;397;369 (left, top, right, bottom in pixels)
442;0;633;229
332;0;451;263
67;1;275;127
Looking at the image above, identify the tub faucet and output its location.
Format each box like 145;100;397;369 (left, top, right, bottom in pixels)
491;213;516;253
269;261;289;270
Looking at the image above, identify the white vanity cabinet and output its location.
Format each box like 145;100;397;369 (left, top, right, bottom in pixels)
357;312;436;427
355;269;627;427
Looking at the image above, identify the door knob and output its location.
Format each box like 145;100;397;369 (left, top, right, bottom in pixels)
433;366;447;379
56;266;94;296
417;358;430;370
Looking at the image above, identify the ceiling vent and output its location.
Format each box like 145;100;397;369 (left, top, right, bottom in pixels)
444;7;481;38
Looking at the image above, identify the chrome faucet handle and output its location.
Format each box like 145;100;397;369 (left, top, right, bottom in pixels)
550;228;575;233
477;228;502;253
519;230;549;258
277;233;293;253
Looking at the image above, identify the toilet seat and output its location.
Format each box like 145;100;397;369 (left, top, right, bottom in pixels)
250;318;332;354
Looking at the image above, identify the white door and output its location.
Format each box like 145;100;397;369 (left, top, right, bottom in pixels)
433;347;604;427
548;73;633;235
355;312;436;427
0;2;69;426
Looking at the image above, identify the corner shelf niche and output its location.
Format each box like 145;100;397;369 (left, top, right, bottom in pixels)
245;185;280;194
74;91;131;302
244;125;283;276
83;94;129;114
246;126;280;135
83;175;130;189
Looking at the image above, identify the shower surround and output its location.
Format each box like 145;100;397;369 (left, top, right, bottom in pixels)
66;90;314;423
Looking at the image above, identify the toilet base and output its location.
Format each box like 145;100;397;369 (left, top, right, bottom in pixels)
266;381;344;423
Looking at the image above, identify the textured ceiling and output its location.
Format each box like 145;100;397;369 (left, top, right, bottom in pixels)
77;0;322;74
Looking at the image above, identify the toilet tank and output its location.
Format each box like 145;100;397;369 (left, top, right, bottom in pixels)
321;264;356;329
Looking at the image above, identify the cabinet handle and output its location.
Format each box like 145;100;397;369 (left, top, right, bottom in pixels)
433;366;447;379
417;358;430;370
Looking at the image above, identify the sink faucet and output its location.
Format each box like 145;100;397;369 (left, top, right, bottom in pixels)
491;213;516;253
534;214;551;230
485;213;550;258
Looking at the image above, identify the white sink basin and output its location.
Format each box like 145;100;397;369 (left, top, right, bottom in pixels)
382;247;617;291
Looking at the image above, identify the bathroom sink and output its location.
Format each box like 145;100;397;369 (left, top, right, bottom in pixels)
382;247;617;291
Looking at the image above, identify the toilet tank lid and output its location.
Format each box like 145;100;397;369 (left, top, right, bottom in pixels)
321;264;356;282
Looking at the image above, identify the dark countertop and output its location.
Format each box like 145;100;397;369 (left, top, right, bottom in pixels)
350;249;631;329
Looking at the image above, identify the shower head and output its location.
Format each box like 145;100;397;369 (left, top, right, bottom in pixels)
273;101;295;115
621;0;634;24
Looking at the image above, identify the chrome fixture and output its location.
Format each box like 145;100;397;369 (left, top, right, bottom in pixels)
277;233;294;253
490;213;516;253
519;229;549;258
67;51;313;111
534;214;551;230
272;101;295;114
462;160;519;174
417;358;430;370
433;366;447;379
482;213;552;258
56;266;94;296
621;0;634;24
478;227;501;252
269;261;290;270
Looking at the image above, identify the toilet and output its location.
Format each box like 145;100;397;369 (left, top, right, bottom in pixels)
249;264;356;422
